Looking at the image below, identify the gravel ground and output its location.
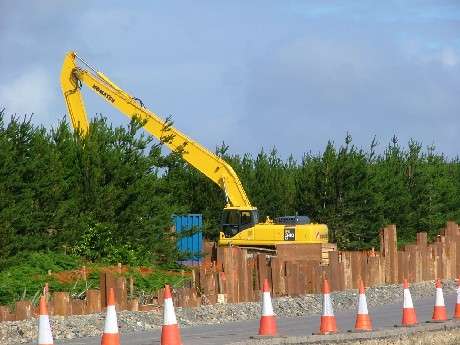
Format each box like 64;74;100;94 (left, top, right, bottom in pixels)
345;329;460;345
1;279;457;345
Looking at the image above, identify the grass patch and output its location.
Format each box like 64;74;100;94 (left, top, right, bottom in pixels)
0;252;189;306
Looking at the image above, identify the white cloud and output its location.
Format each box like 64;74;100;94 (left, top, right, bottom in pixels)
0;68;54;115
402;40;459;67
440;48;458;67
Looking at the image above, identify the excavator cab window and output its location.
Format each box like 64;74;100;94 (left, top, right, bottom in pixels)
221;209;258;238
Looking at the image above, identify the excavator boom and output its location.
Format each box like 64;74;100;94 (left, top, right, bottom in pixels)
60;51;329;247
61;51;252;209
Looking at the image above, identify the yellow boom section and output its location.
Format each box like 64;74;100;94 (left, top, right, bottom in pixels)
60;51;251;208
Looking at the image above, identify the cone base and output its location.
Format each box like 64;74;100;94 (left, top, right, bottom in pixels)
258;315;277;336
401;308;417;326
354;314;372;331
161;324;182;345
432;306;448;322
319;315;337;334
101;332;120;345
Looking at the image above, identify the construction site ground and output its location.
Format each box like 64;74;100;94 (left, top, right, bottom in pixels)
2;280;458;345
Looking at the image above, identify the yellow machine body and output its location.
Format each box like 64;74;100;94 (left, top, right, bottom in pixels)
60;51;329;247
219;217;329;246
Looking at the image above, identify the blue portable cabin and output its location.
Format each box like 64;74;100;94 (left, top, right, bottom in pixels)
174;214;203;266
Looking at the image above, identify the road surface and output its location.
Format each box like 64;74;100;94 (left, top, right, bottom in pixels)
44;293;458;345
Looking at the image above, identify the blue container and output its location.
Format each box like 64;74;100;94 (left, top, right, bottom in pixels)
174;214;203;266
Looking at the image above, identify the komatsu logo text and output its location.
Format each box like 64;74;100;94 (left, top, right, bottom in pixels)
92;84;115;103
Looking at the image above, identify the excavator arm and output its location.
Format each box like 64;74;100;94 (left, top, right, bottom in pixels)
60;51;252;209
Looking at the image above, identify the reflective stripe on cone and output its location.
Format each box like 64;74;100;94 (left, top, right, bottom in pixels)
354;279;372;331
101;288;120;345
258;278;277;336
319;278;337;334
454;277;460;319
38;295;53;345
161;285;182;345
401;279;417;326
432;279;447;322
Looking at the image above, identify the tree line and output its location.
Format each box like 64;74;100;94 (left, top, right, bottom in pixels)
1;109;459;267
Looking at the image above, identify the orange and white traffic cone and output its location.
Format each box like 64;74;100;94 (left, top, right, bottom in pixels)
101;288;120;345
161;285;182;345
454;277;460;319
354;279;372;331
38;295;53;345
258;278;277;336
431;279;447;322
319;278;337;334
401;279;417;326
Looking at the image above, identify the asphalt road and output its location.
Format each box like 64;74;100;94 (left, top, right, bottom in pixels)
50;293;457;345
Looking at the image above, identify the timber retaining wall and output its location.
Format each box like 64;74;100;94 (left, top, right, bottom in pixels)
1;221;459;321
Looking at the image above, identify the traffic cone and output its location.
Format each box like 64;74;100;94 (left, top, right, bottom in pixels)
454;277;460;319
401;279;417;326
319;278;337;334
38;295;53;345
101;288;120;345
161;285;182;345
431;279;447;322
258;278;277;336
354;279;372;331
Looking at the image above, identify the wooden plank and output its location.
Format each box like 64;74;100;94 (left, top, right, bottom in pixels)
0;306;10;322
71;299;86;315
416;232;428;247
351;251;363;289
238;249;249;302
256;254;268;292
15;301;32;320
341;252;353;290
270;257;285;297
285;262;300;296
397;251;408;283
116;276;128;310
427;244;437;280
405;245;418;282
437;240;448;279
52;292;70;316
388;225;399;283
86;289;101;314
380;226;398;283
128;298;139;311
246;258;256;301
446;222;458;279
328;251;342;291
367;256;380;286
276;243;330;263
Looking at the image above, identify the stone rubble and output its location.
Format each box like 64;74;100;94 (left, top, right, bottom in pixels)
1;279;457;345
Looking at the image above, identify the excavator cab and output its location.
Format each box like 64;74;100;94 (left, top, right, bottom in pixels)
221;208;259;238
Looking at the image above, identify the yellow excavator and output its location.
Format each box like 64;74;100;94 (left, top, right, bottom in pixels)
60;51;329;247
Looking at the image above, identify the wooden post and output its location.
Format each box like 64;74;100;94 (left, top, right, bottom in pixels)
71;299;86;315
86;289;101;314
15;301;33;320
128;298;139;311
52;292;70;316
380;225;398;283
0;306;10;321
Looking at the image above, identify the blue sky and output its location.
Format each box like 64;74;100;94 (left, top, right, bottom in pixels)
1;1;459;158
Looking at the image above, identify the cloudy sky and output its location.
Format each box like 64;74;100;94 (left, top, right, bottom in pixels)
1;1;459;158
